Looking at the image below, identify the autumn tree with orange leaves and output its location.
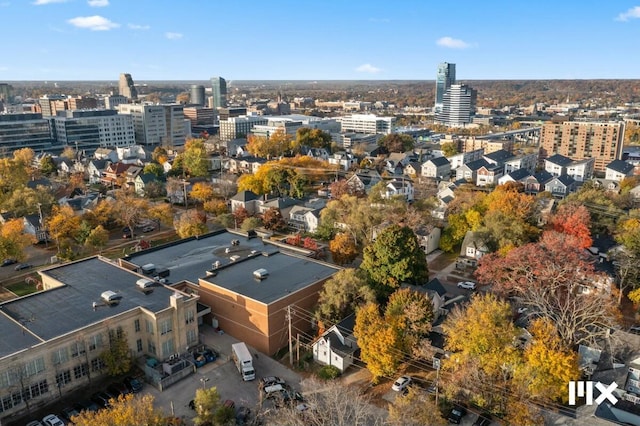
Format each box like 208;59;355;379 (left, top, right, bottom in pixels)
548;202;592;249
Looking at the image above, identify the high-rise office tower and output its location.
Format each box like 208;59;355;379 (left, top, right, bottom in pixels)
436;84;477;127
119;73;138;100
210;76;227;109
190;85;205;106
434;62;456;112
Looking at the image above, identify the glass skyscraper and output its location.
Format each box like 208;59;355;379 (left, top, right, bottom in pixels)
434;62;456;112
210;76;227;109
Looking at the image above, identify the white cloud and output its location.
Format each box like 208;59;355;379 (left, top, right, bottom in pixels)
165;32;183;40
436;36;471;49
33;0;67;4
616;6;640;21
67;15;120;31
88;0;109;7
355;63;382;74
128;23;150;30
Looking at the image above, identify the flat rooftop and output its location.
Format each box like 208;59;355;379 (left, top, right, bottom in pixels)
124;231;340;304
202;251;339;304
0;256;193;359
123;231;278;284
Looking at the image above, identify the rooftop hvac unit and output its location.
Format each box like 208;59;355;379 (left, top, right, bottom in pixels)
101;290;121;303
230;255;241;262
212;261;221;269
253;268;268;280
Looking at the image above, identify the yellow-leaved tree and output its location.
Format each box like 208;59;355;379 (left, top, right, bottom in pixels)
70;394;166;426
515;318;580;403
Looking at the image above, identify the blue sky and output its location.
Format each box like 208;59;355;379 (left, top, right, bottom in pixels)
0;0;639;81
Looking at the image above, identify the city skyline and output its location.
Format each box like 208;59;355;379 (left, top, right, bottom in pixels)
0;1;639;81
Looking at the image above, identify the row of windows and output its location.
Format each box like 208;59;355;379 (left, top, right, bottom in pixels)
0;380;49;413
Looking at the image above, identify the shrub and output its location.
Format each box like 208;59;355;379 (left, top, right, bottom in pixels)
317;365;341;380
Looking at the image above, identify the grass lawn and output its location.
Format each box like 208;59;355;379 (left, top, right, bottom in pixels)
5;280;38;297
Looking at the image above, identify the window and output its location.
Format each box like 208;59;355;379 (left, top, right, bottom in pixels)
70;342;86;358
146;320;154;335
187;329;197;346
148;341;156;355
134;319;141;333
88;334;103;351
73;363;89;379
55;370;71;387
24;357;45;377
136;339;143;353
52;348;69;365
161;339;175;358
160;319;173;335
185;310;195;325
90;358;105;372
0;371;13;388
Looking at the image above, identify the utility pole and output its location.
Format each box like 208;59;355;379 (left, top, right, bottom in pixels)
287;305;293;366
296;333;300;363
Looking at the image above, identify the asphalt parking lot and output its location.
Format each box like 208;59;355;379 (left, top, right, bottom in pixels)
147;325;303;424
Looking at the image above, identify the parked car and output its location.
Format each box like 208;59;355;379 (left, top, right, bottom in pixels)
448;406;467;424
74;400;100;413
14;263;32;271
60;406;81;423
457;281;476;290
235;406;251;425
260;376;285;388
142;225;155;233
122;227;132;238
1;258;16;267
25;421;44;426
472;414;492;426
42;414;64;426
392;375;412;392
223;399;235;410
107;382;131;397
91;391;115;408
123;376;144;393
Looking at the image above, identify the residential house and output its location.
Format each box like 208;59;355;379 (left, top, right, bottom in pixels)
55;158;74;175
230;190;260;215
566;158;594;182
591;178;621;194
630;184;640;201
116;145;147;162
59;192;100;214
381;178;414;202
476;163;504;187
483;149;514;168
328;152;356;171
605;159;635;182
404;161;422;178
346;169;382;194
257;197;299;218
545;175;577;198
504;153;538;174
423;278;447;318
456;158;489;182
415;226;442;255
457;231;489;269
522;170;554;194
94;147;118;163
23;214;48;243
544;154;573;177
124;165;143;188
134;173;161;196
300;146;330;161
232;156;267;175
312;314;358;373
288;205;321;233
87;159;110;184
448;148;484;170
422;156;451;180
100;162;133;187
498;168;531;186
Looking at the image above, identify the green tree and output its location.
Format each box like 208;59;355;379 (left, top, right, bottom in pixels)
388;387;446;426
143;162;165;178
315;269;376;325
378;133;414;153
441;141;458;157
84;225;109;253
193;387;223;426
39;155;57;175
240;216;261;232
385;288;434;352
361;225;429;299
296;127;332;149
182;139;209;177
100;329;132;376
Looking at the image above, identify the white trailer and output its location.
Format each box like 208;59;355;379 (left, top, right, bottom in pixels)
231;342;255;381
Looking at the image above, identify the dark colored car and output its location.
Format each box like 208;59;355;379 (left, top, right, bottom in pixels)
448;406;467;424
91;391;115;408
107;382;131;397
60;406;81;423
74;400;100;414
223;399;235;410
1;258;16;267
472;414;492;426
235;406;251;425
122;227;132;238
14;263;32;271
123;376;143;393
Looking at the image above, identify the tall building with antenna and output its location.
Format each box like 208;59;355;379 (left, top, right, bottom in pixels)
434;62;456;112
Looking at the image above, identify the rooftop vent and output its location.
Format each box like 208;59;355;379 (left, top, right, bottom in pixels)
230;255;241;262
101;290;122;304
253;268;269;280
136;278;154;289
212;260;221;269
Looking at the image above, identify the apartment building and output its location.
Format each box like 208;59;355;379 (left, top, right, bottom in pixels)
0;113;55;152
219;115;268;142
52;109;135;152
337;114;395;135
